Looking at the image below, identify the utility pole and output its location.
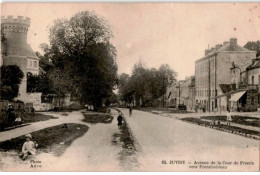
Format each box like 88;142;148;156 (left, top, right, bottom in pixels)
214;54;217;112
178;81;181;105
163;75;165;107
208;58;211;112
0;63;1;101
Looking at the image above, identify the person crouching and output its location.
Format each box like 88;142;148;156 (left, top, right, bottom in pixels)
19;134;38;160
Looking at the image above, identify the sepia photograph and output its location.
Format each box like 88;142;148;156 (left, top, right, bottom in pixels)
0;2;259;172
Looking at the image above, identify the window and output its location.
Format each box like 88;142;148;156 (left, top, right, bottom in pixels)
252;76;254;85
251;97;255;105
34;61;37;68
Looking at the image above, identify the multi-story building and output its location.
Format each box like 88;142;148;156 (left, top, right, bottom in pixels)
166;76;195;110
246;57;260;87
195;38;256;112
241;56;260;107
1;16;39;98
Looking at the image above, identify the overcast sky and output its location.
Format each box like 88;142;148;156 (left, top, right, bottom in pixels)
2;3;260;80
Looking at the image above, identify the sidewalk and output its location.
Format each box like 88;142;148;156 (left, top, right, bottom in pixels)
0;111;84;142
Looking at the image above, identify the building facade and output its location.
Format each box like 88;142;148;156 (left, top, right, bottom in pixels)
166;76;195;110
195;38;256;112
242;56;260;107
1;16;39;98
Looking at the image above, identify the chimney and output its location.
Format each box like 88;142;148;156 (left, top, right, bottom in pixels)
215;44;222;50
210;47;216;52
205;49;210;55
230;38;237;47
223;41;229;45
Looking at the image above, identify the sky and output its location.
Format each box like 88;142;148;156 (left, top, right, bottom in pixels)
1;3;260;80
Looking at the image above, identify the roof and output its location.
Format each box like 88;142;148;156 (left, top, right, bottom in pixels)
219;84;236;93
246;57;260;71
5;42;39;60
196;42;255;63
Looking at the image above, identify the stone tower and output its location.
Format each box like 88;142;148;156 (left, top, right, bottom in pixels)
1;15;39;98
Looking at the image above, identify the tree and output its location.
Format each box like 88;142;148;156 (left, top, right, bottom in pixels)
244;41;260;57
27;72;55;95
48;11;118;110
118;62;177;107
1;65;24;100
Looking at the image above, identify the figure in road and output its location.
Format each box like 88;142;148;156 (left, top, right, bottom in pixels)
19;134;38;160
129;106;133;116
226;109;232;126
117;112;123;129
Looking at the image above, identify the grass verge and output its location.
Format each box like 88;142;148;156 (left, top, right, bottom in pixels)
133;107;193;114
111;114;139;171
181;117;259;137
0;123;88;156
201;115;260;127
0;113;58;131
81;112;113;124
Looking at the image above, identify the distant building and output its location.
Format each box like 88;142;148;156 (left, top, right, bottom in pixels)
166;76;195;110
240;56;260;108
195;38;256;112
245;57;260;87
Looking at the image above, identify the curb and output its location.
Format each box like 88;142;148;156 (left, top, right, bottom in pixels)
181;120;260;140
115;108;143;153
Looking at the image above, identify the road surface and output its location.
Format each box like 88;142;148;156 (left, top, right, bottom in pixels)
120;108;259;171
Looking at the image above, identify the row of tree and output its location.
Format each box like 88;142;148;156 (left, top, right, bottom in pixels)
118;62;177;107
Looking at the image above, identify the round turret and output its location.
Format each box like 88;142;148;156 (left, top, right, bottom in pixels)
1;15;37;59
1;15;39;98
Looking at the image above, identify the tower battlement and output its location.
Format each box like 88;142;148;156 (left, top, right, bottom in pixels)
1;15;30;26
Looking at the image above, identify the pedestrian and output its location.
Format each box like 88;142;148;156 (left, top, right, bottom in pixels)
117;112;123;129
226;110;232;126
202;105;206;113
19;134;38;160
129;106;133;116
6;104;15;124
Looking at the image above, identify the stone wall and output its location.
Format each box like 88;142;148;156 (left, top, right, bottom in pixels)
15;93;53;111
244;90;258;111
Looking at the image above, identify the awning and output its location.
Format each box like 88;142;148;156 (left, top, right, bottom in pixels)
229;91;246;102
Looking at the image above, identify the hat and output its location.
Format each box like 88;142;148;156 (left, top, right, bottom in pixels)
8;104;13;106
25;134;32;139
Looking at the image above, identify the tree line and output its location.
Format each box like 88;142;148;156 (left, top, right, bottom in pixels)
118;62;177;107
